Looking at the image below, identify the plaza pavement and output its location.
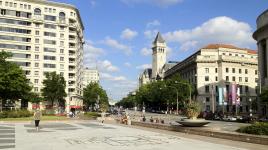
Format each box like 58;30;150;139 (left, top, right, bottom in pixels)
0;120;267;150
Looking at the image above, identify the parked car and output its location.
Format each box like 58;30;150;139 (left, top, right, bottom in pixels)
258;116;268;122
222;116;237;122
237;116;256;123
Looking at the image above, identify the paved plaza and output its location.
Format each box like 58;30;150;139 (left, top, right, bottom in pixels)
0;121;266;150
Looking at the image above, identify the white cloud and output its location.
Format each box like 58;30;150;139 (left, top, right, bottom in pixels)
144;30;158;40
147;20;161;28
120;28;138;40
83;40;105;68
103;37;132;55
98;60;119;72
90;0;96;7
101;73;125;81
140;47;151;56
124;62;132;67
121;0;183;7
163;16;255;51
136;64;152;70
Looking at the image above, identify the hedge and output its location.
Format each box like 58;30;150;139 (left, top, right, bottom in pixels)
0;110;33;118
237;122;268;135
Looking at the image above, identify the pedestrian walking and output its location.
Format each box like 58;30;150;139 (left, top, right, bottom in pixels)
101;112;105;124
33;109;42;132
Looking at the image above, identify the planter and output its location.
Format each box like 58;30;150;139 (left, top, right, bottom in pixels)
176;118;210;127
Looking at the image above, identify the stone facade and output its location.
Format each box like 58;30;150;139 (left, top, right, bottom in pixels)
253;9;268;116
165;44;258;114
0;0;84;112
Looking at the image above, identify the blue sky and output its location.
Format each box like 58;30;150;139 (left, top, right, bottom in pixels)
53;0;267;101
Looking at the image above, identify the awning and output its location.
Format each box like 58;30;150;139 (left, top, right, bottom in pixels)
70;105;82;109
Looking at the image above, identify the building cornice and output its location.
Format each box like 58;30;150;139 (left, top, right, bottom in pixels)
15;0;84;30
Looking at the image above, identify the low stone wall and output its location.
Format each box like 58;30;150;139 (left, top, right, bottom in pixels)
131;121;268;145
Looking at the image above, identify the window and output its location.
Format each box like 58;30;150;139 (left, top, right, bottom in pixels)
0;26;31;34
44;47;56;53
60;72;64;76
20;4;23;8
205;76;209;81
24;4;27;9
255;70;258;75
60;57;64;61
35;63;39;67
206;97;210;102
205;68;209;73
35;23;40;27
232;68;235;73
1;9;6;15
232;76;235;81
49;8;52;13
44;24;56;29
239;69;242;74
44;39;56;45
44;55;56;60
60;64;64;69
45;8;48;12
34;87;38;92
28;5;31;10
35;38;39;43
60;41;64;46
34;79;39;84
60;33;64;38
53;9;56;13
215;68;218;73
60;26;64;30
44;32;56;37
44;63;56;68
245;86;249;93
35;55;39;60
60;49;64;53
34;71;39;76
35;46;39;51
226;76;229;81
245;77;248;82
235;54;238;56
241;55;244;57
239;85;243;94
239;77;242;82
229;53;232;56
35;31;39;35
44;15;56;21
245;69;248;74
255;78;258;83
262;41;267;77
205;85;209;93
34;8;41;15
226;68;229;73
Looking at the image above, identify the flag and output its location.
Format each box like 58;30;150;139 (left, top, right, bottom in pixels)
231;83;237;105
236;85;240;105
218;87;223;105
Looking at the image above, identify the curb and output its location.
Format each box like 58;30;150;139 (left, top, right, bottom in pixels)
131;121;268;145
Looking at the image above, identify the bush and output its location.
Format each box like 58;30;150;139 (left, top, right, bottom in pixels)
84;112;101;118
237;122;268;135
0;110;32;118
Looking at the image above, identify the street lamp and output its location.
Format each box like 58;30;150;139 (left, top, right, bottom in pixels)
163;86;179;114
249;98;252;117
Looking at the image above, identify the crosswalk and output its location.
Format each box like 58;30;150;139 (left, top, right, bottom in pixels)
0;124;15;149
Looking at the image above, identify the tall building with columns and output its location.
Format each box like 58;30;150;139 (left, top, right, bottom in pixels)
253;8;268;116
0;0;84;112
165;44;258;114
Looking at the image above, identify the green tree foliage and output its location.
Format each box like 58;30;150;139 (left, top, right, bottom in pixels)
0;50;32;101
117;75;193;111
41;72;67;107
260;86;268;103
83;82;109;111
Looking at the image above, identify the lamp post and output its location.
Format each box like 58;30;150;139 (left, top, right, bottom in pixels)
249;98;252;117
160;86;178;115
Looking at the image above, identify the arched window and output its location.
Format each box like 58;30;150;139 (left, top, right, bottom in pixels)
59;12;65;19
34;8;41;15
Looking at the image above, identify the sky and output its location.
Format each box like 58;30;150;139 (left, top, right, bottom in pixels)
52;0;267;101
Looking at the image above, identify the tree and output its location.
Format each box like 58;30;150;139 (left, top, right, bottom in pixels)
83;82;109;111
260;86;268;103
0;50;32;110
41;72;67;108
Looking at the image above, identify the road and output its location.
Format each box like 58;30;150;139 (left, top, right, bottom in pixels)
123;110;250;132
0;121;265;150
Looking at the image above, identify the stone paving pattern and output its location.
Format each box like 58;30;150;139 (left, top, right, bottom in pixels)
0;121;262;150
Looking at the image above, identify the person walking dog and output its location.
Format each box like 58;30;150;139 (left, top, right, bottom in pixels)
33;109;42;131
